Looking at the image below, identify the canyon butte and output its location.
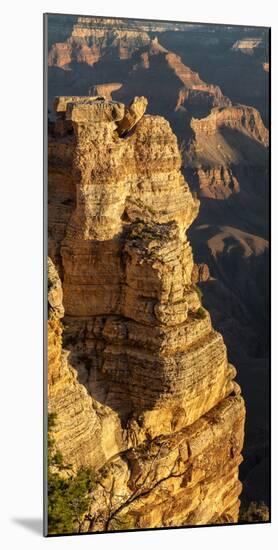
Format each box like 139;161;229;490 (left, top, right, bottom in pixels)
48;94;246;532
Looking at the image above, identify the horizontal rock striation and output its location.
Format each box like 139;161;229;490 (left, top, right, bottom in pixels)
165;52;231;112
185;105;269;200
191;105;269;146
117;37;231;117
193;167;240;200
48;258;124;470
48;17;151;68
48;96;245;529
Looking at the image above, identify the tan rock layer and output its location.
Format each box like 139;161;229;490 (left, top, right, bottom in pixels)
48;96;245;529
191;105;269;146
195;167;240;199
85;393;244;531
48;258;124;470
48;23;150;68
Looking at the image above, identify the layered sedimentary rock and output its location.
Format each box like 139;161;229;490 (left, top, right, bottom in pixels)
164;51;230;112
48;25;230;124
191;167;240;200
48;258;124;469
48;96;245;528
48;17;151;68
231;38;263;55
185;105;269;199
191;105;269;145
115;37;230;118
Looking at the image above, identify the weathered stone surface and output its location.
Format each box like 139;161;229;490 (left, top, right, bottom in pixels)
90;83;123;100
165;52;231;112
48;97;245;530
185;104;269;201
54;95;105;113
48;18;151;68
48;258;64;320
195;167;240;200
66;99;125;123
117;96;148;136
191;263;210;283
48;258;124;469
191;105;269;146
84;393;245;531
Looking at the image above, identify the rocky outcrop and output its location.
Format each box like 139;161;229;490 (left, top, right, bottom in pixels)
193;167;240;200
48;96;245;529
232;38;263;55
125;39;230;116
48;25;230;122
90;83;123;100
191;105;269;146
165;52;231;112
191;263;210;283
48;17;151;68
48;258;124;470
185;105;269;200
117;96;148;136
263;62;269;72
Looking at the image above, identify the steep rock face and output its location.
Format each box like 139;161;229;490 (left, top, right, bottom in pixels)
185;105;269;200
191;105;269;145
48;96;245;528
165;52;231;112
48;17;151;68
48;258;124;470
48;27;230;124
114;38;230;118
192;167;240;200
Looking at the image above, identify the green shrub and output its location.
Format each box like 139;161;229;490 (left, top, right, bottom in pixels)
239;501;270;523
47;413;97;535
196;306;206;319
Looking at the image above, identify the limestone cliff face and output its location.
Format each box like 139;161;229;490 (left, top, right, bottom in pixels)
191;105;269;145
48;96;245;529
48;258;125;470
164;51;230;112
185;105;269;200
116;37;230;116
48;17;150;68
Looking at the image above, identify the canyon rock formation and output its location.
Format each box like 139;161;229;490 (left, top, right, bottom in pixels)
48;95;246;530
231;38;263;55
185;105;269;200
48;17;151;69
